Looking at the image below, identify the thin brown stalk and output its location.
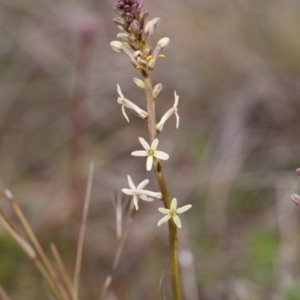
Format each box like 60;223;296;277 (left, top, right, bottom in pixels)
51;243;74;299
0;285;11;300
4;192;70;300
0;198;20;234
143;75;181;300
73;162;94;300
0;214;36;260
101;200;135;299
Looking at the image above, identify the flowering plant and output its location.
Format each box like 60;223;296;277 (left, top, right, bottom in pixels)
110;1;192;298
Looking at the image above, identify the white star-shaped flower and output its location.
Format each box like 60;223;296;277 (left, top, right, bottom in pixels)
157;198;192;228
131;137;169;171
122;175;162;210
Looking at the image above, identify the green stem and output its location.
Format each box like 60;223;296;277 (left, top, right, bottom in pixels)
143;74;182;300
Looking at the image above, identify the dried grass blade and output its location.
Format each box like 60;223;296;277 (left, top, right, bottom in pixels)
4;190;70;300
73;162;94;300
51;243;74;299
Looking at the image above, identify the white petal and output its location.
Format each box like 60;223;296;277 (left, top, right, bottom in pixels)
157;214;172;226
154;151;169;160
131;150;148;157
127;175;136;190
146;155;153;171
158;207;171;214
173;215;181;228
151;139;159;150
133;195;139;210
171;198;177;210
122;188;135;195
174;91;179;107
176;204;192;214
137;179;149;190
117;84;124;98
139;195;154;201
138;190;161;199
122;105;130;122
175;112;180;129
138;137;150;150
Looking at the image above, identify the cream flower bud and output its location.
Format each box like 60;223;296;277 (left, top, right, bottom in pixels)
133;78;145;89
110;41;123;52
144;20;155;36
147;58;156;70
152;83;163;99
158;37;170;50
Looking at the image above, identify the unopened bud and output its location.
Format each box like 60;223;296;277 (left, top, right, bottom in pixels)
158;37;170;50
130;20;141;36
117;33;130;43
113;18;127;27
125;12;134;23
296;168;300;176
138;0;143;9
114;7;123;15
152;83;163;99
152;17;161;29
144;20;154;36
110;41;123;52
147;58;156;69
133;78;145;89
291;194;300;206
131;3;139;14
139;11;149;25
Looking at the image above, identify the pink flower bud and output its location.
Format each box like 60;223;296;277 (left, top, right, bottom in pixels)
291;194;300;206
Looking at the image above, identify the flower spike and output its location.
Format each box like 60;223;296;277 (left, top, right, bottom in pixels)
131;137;169;171
157;198;192;228
122;175;162;210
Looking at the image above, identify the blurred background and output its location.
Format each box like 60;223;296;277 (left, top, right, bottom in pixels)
1;0;300;299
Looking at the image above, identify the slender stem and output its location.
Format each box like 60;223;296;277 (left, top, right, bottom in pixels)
143;74;181;300
73;162;94;300
169;221;180;299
